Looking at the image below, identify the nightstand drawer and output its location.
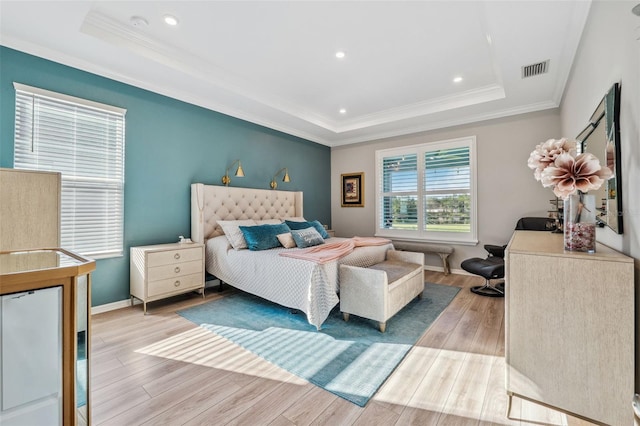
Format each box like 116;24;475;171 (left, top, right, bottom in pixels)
147;246;202;267
147;260;202;281
147;273;203;298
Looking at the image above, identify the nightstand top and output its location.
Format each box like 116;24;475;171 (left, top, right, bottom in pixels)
131;242;204;252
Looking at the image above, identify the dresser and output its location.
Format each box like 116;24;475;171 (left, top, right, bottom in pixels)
130;242;205;314
505;230;634;425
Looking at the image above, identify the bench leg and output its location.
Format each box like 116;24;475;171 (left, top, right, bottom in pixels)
379;322;387;333
343;312;350;322
439;253;451;275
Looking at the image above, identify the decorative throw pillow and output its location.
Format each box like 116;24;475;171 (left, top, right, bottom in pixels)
276;232;297;249
309;220;331;239
217;219;257;250
285;219;330;239
239;223;291;251
291;227;325;248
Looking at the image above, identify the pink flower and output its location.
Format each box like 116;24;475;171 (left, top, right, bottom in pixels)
528;138;577;181
540;152;613;199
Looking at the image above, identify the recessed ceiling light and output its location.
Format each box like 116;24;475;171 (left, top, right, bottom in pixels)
335;51;346;59
453;76;463;83
164;15;179;26
339;108;347;114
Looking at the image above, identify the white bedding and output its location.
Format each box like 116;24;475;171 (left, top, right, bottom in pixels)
205;235;393;329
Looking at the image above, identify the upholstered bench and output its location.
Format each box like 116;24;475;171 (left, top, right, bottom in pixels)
392;240;454;275
339;250;424;332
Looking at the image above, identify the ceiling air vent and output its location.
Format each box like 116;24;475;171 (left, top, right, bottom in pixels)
521;60;550;78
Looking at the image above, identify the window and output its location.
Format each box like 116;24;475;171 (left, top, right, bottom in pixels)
13;83;126;258
375;136;477;244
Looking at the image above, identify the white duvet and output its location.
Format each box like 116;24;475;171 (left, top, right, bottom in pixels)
205;236;393;329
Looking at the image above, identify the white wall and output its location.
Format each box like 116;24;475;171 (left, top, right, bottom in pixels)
561;0;640;256
560;0;640;391
331;109;561;271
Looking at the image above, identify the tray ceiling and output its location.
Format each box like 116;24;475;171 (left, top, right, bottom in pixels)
0;1;591;146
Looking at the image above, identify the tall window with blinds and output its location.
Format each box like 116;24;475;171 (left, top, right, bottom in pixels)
375;136;477;244
13;83;126;258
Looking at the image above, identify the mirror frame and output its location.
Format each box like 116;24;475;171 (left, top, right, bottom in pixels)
576;82;623;234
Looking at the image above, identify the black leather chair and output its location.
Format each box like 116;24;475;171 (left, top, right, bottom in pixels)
461;217;555;297
461;244;506;297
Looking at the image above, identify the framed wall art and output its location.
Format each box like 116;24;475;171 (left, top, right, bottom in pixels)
341;172;364;207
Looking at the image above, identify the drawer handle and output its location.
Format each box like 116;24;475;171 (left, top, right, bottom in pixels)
174;266;181;273
174;253;181;260
174;280;181;287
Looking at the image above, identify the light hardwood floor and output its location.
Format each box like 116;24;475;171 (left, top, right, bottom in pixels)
90;272;596;425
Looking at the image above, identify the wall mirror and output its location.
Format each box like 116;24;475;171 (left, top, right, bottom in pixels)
576;82;622;233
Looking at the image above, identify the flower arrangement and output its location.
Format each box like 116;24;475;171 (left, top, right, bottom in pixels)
528;138;612;252
527;138;612;199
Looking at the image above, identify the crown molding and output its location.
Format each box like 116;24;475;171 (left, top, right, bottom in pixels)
335;84;505;133
330;100;559;147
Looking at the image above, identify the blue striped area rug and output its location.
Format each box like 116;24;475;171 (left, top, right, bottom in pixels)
178;282;459;406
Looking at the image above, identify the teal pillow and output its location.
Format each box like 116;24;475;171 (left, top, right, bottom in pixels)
285;220;330;239
291;228;325;248
239;223;291;251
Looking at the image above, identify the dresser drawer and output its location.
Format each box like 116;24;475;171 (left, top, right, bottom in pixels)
147;260;202;281
147;246;202;267
147;273;203;298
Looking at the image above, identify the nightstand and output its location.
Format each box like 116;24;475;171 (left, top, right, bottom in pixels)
130;242;205;314
326;229;336;237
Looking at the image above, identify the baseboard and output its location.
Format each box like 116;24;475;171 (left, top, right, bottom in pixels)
91;299;133;315
90;279;221;315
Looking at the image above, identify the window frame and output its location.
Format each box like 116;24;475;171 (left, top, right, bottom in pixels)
375;136;478;245
13;82;126;259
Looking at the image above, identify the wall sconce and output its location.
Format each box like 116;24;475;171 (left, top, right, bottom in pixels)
221;159;245;186
270;167;290;189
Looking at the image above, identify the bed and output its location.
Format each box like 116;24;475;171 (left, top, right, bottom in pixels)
190;184;393;329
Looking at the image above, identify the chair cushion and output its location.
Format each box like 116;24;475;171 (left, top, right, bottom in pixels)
369;260;420;284
461;257;504;280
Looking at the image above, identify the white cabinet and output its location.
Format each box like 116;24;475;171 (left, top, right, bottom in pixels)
0;249;95;426
130;243;205;314
1;287;62;426
505;230;634;425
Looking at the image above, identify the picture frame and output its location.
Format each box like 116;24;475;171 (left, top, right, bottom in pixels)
341;172;364;207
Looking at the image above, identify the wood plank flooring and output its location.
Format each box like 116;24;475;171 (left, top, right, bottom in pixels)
90;272;596;425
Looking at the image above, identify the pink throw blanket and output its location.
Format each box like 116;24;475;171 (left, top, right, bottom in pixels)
279;236;392;264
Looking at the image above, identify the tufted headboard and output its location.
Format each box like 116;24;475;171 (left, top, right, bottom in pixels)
190;183;304;243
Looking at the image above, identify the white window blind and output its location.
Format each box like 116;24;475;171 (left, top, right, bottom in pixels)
13;83;126;258
375;137;477;244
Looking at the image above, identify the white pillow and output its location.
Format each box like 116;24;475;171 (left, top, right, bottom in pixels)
255;219;282;225
277;232;296;249
282;216;306;222
217;219;257;250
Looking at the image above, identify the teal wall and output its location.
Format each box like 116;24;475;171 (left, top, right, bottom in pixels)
0;47;331;307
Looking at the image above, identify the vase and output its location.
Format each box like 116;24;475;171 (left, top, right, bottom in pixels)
563;193;596;252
